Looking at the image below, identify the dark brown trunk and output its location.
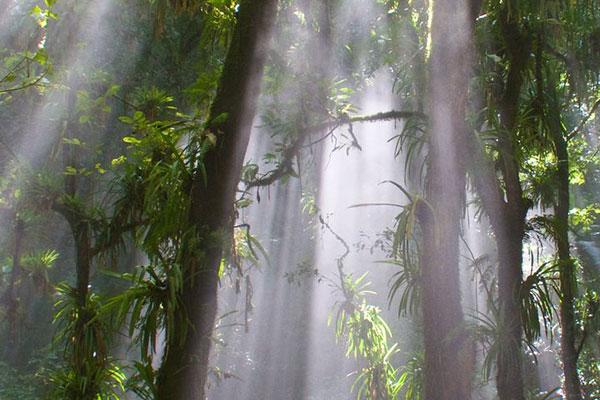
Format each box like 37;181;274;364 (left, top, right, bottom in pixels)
542;62;583;398
493;4;529;399
419;1;474;398
466;133;527;400
156;1;278;399
73;221;91;304
63;87;91;306
466;2;529;398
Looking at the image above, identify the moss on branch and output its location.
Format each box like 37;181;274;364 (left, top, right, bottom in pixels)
244;110;426;189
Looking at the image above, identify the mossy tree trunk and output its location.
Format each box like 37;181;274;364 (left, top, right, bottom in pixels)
541;64;583;399
553;120;584;400
156;1;279;399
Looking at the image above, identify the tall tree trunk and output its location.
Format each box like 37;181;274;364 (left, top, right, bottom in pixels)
494;5;530;398
553;122;583;400
62;87;92;306
495;224;526;400
419;1;475;398
468;3;530;399
467;119;527;400
540;55;583;398
467;134;527;400
156;1;278;399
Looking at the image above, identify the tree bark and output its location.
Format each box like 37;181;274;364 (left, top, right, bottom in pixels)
553;127;583;400
541;60;583;399
493;6;530;399
466;2;529;399
156;1;278;399
61;87;92;306
419;1;475;398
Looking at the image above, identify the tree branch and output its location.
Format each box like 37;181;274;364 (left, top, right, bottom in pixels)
244;110;426;189
567;98;600;141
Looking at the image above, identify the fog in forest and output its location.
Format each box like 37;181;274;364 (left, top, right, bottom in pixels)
0;1;599;400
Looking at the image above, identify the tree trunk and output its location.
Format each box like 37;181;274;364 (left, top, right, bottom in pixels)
419;1;475;398
554;131;583;400
465;1;529;397
62;86;92;306
495;224;526;400
487;4;529;399
543;71;583;399
156;1;278;399
466;131;527;400
72;221;92;305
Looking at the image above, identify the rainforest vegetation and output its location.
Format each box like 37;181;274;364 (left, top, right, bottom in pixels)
0;0;599;399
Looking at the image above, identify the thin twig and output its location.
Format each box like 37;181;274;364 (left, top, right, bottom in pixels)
319;214;350;295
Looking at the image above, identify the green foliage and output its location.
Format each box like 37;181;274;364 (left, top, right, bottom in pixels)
385;257;420;318
105;262;185;364
470;308;509;382
150;0;237;43
0;48;52;103
102;94;267;395
579;348;600;398
21;249;59;294
0;1;54;104
387;201;423;315
0;359;49;400
395;353;423;400
570;204;600;231
130;86;174;121
519;262;559;344
50;284;125;400
101;261;185;397
468;250;561;378
350;182;423;318
74;85;120;127
30;1;59;29
328;272;411;399
2;0;600;398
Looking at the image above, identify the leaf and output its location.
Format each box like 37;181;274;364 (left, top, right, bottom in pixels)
123;136;142;145
210;112;229;126
111;156;127;166
95;163;106;174
106;85;120;97
119;116;133;124
62;137;82;146
64;166;77;175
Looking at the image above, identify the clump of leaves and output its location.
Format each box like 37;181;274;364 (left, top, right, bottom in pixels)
0;360;48;400
49;284;125;400
21;249;58;294
329;273;407;399
519;262;559;344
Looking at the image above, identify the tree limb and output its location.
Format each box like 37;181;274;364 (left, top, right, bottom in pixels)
567;98;600;141
244;110;426;189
